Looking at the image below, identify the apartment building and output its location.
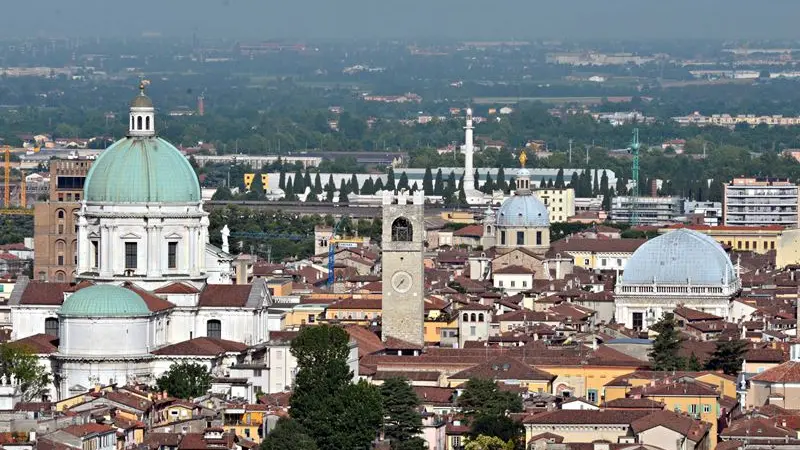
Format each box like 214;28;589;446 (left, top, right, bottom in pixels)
610;196;683;225
724;177;799;227
533;187;575;223
33;158;93;282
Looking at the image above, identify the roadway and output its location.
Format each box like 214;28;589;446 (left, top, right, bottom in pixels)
203;200;456;218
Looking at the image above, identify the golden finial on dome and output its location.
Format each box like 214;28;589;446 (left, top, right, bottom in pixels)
519;150;528;168
139;79;150;95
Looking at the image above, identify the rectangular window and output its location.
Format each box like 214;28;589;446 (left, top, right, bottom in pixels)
536;231;542;245
584;258;590;266
516;231;524;245
307;314;315;323
745;241;749;249
510;281;516;287
58;255;64;266
167;242;178;269
617;258;622;266
498;280;503;287
522;280;527;287
689;404;698;415
771;241;775;249
470;326;476;336
601;259;607;267
632;312;643;330
703;404;711;413
91;241;99;268
253;369;262;377
500;231;506;245
587;389;598;403
125;242;137;269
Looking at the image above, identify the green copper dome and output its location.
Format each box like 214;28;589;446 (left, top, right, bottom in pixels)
59;285;151;317
84;137;201;203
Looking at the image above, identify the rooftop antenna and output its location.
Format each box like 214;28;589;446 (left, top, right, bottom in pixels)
630;128;641;225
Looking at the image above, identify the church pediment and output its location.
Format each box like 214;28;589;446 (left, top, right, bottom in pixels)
164;232;183;240
88;232;100;239
120;232;142;240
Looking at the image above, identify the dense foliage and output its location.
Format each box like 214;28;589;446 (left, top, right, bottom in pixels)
155;362;212;399
649;315;686;371
457;378;524;446
289;325;383;450
380;377;425;450
0;343;52;402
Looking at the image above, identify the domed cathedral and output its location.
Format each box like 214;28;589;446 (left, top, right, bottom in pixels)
9;83;273;400
481;151;550;254
615;228;741;331
76;81;228;291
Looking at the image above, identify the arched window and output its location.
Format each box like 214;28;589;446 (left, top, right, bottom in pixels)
145;116;150;130
137;116;143;130
207;320;221;339
470;313;477;322
478;313;485;322
486;226;492;234
391;217;413;242
57;210;65;219
55;271;66;282
462;313;469;322
45;318;59;338
131;116;135;129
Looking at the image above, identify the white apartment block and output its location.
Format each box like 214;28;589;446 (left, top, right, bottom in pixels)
724;177;800;227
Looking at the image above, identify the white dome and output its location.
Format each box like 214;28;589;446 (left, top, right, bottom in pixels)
496;195;550;228
622;228;737;285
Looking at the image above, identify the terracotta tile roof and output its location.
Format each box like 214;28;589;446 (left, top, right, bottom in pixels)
178;432;236;450
450;356;555;381
495;309;560;323
62;423;116;438
751;360;800;383
602;398;665;409
12;333;58;354
493;265;535;275
550;237;647;254
523;409;650;425
328;297;381;310
453;224;483;237
716;441;743;450
528;432;564;443
143;433;183;450
383;336;423;351
151;337;248;356
198;285;253;307
673;306;722;322
104;391;153;411
457;302;493;311
19;281;71;305
344;325;384;357
745;346;785;363
122;282;174;312
630;409;710;442
259;391;291;407
639;380;719;397
154;282;201;294
13;401;53;412
413;386;455;405
722;418;795;439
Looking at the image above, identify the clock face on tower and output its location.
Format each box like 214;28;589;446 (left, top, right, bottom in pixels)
391;271;413;294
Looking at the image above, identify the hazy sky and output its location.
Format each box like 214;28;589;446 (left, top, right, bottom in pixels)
6;0;800;40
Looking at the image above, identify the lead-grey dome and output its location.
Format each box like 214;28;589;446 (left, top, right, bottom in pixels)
496;195;550;228
622;228;736;285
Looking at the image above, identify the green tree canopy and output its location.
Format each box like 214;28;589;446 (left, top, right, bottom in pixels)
0;343;51;402
289;325;382;450
380;377;425;450
464;435;515;450
457;378;523;418
705;339;749;376
260;418;318;450
156;362;212;399
649;315;685;371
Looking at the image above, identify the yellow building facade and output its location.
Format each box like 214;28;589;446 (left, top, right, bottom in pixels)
658;224;783;255
223;406;268;443
533;188;575;223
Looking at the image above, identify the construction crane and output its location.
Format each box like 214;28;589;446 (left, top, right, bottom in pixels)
629;128;641;225
0;145;33;215
327;218;363;286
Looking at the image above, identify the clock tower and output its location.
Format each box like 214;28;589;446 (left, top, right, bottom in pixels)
381;190;426;347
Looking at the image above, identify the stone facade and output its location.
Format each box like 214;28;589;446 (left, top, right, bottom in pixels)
381;191;425;347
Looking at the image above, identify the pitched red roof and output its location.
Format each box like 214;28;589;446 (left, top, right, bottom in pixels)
453;224;483;238
450;356;555;381
12;333;58;354
413;386;455;405
523;409;650;425
122;282;174;312
62;423;116;438
493;265;535;275
151;337;248;356
198;285;253;307
751;360;800;383
630;410;710;442
344;325;384;357
19;281;71;305
154;282;201;294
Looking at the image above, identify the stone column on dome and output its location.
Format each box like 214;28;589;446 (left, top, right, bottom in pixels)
77;214;89;274
146;221;160;278
188;225;198;276
199;215;209;273
100;225;111;277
